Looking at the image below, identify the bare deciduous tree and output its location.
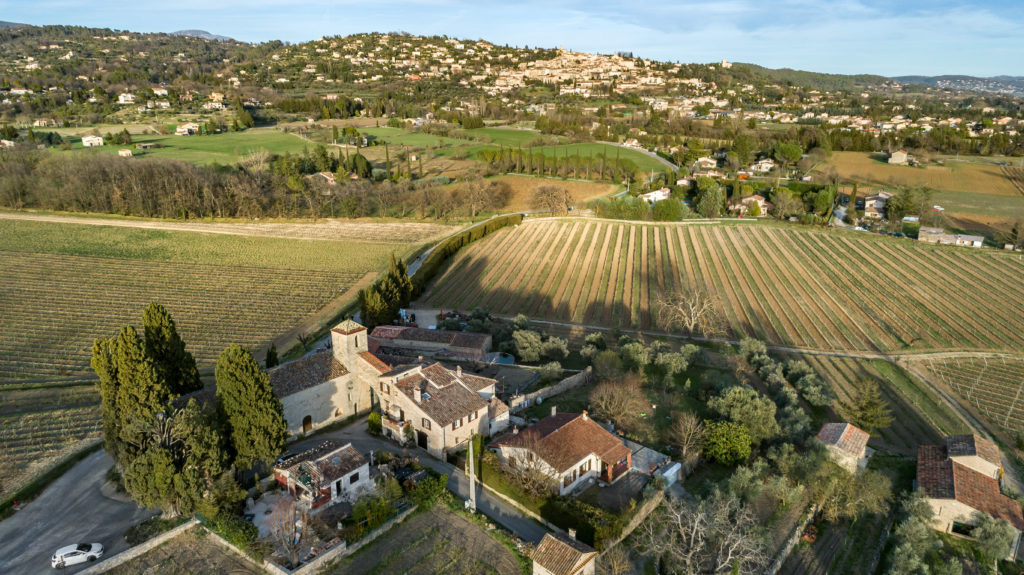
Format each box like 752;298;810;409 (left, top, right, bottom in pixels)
495;439;557;498
598;545;634;575
531;184;572;215
656;287;725;338
268;498;311;569
667;412;704;474
589;373;649;434
635;492;767;575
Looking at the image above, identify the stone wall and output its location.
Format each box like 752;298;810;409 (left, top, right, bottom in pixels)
600;490;664;552
508;367;591;414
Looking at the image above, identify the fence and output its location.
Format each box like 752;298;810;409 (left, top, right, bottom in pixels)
508;367;591;413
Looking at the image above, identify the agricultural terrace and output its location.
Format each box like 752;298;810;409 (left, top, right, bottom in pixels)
422;219;1024;354
58;127;313;165
914;357;1024;432
0;218;421;380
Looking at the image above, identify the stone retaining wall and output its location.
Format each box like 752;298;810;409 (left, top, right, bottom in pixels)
508;367;591;413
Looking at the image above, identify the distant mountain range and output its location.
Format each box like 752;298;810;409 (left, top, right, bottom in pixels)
0;21;26;29
171;29;233;42
893;75;1024;98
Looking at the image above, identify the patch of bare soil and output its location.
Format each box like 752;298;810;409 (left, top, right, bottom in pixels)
104;527;262;575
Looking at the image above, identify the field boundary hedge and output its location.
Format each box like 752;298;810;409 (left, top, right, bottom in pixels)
412;213;524;294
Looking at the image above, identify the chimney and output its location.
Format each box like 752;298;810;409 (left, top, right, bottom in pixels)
551;405;557;417
568;528;577;540
582;410;588;421
512;425;518;435
414;386;422;404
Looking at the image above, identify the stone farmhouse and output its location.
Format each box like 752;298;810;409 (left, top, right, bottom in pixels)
532;531;598;575
727;194;771;216
918;227;985;248
917;435;1024;556
368;325;492;361
489;412;632;496
269;319;509;457
273;440;372;511
377;361;509;457
816;422;871;473
888;149;909;165
81;135;103;147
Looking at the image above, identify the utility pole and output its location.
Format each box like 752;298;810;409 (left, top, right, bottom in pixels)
466;437;477;513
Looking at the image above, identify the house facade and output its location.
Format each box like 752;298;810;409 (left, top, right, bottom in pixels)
888;150;909;165
863;191;893;219
917;435;1024;557
81;135;103;147
274;440;372;511
817;422;870;473
376;362;507;458
490;412;632;496
532;532;597;575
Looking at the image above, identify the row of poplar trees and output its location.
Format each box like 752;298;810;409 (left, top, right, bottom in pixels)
91;303;288;518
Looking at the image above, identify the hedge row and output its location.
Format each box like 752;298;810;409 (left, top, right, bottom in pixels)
412;213;524;294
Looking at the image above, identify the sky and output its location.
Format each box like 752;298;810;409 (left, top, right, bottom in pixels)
2;0;1023;77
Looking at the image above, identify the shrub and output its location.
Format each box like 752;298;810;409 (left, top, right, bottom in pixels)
539;361;563;382
409;474;451;509
541;497;624;550
703;420;752;466
368;411;383;435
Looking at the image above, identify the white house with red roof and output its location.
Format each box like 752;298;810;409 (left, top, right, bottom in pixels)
816;422;871;473
917;434;1024;557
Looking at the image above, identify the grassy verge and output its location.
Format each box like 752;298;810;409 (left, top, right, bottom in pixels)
875;360;969;436
0;441;103;521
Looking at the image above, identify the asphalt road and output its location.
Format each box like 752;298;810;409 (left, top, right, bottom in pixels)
292;416;550;544
0;450;154;575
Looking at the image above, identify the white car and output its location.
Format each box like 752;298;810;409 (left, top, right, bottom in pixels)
51;543;103;568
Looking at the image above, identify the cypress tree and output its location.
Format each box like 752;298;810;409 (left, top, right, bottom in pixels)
113;325;172;462
91;336;122;460
215;345;288;470
265;343;279;368
143;303;201;396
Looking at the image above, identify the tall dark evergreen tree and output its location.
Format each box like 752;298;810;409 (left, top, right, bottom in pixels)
265;343;280;368
113;325;172;462
143;302;201;396
91;336;122;461
215;345;288;470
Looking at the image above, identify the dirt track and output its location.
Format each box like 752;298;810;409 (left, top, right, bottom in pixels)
0;211;454;244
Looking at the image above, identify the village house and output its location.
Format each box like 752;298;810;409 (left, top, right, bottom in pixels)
863;191;893;219
368;325;491;361
639;188;671;204
376;361;508;457
750;158;775;173
888;149;909;165
81;135;104;147
175;122;200;136
532;532;598;575
489;411;632;496
118;149;132;158
918;227;985;248
273;440;373;511
816;422;871;473
727;194;771;216
694;156;718;170
917;435;1024;557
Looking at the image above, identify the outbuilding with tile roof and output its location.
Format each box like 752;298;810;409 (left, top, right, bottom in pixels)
816;422;871;473
532;532;597;575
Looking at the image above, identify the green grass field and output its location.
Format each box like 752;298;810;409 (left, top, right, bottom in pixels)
461;127;556;146
61;128;312;164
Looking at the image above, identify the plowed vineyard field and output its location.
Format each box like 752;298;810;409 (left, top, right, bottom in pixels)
423;220;1024;353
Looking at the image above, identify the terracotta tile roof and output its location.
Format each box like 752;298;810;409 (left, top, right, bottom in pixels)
332;319;366;335
532;532;597;575
358;351;391;373
490;413;632;473
369;326;491;350
269;350;348;397
817;423;870;456
918;443;1024;531
947;434;1002;467
392;362;492;427
488;396;509;419
918;444;955;498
